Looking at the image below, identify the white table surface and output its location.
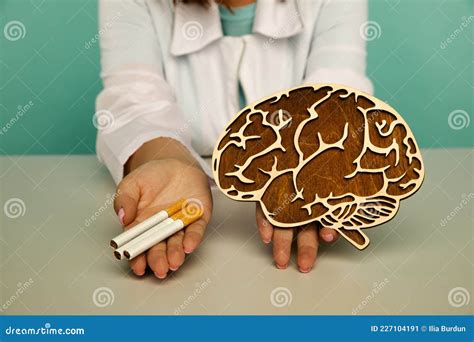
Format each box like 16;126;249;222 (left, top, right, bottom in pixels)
0;149;472;315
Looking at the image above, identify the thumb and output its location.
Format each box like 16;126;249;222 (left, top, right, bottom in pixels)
114;178;140;227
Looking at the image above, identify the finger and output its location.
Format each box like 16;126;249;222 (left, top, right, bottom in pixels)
128;254;147;277
146;242;169;279
183;218;207;254
297;224;318;273
272;228;294;269
167;231;185;271
255;204;273;244
114;178;140;226
319;227;339;243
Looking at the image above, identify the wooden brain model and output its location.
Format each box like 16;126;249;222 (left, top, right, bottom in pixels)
212;84;424;249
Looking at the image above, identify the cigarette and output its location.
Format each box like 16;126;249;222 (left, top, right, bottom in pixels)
110;199;186;249
113;217;174;260
123;205;203;260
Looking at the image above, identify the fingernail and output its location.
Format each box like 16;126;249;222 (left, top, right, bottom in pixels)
276;263;288;270
169;266;178;271
155;272;167;279
299;267;311;273
323;233;334;242
263;238;271;244
118;207;125;225
184;244;193;254
133;269;144;277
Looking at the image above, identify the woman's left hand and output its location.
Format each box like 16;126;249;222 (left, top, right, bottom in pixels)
255;204;339;272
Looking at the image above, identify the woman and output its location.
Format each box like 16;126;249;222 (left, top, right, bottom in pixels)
96;0;373;278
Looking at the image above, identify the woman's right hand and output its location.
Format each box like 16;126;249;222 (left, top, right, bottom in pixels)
113;153;212;279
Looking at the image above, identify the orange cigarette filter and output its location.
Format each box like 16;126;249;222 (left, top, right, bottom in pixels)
170;202;204;226
164;198;188;216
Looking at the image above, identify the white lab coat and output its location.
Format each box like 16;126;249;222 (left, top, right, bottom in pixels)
96;0;373;184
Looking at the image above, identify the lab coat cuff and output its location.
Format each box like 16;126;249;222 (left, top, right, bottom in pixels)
97;131;213;185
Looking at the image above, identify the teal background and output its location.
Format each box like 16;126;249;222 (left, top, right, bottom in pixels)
0;0;472;155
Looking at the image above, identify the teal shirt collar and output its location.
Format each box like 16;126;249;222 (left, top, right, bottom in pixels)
219;3;256;36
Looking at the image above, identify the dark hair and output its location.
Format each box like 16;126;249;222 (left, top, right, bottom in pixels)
175;0;284;7
174;0;218;7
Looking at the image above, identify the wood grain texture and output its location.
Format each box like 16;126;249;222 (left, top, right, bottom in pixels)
212;84;425;250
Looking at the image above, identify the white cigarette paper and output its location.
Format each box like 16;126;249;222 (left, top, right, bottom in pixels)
113;217;174;259
110;211;168;248
124;220;184;260
110;199;186;248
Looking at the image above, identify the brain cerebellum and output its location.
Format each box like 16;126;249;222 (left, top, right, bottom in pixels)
212;85;424;249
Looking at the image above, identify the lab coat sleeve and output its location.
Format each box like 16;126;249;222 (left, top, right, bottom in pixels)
96;0;211;184
303;0;374;95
